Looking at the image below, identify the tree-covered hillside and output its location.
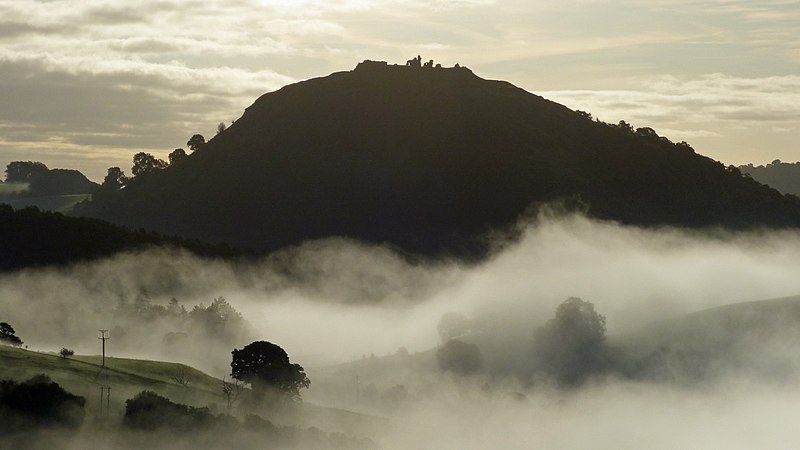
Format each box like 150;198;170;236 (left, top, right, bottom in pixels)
0;205;236;271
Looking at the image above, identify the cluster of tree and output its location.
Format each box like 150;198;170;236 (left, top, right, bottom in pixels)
0;375;85;433
122;390;375;449
433;298;619;387
111;296;252;357
100;134;207;197
0;204;237;271
0;322;22;347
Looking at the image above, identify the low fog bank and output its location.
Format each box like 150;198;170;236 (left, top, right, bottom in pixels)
373;377;800;450
4;213;800;374
7;213;800;448
0;181;29;196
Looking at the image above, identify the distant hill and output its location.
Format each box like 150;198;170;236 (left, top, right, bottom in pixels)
740;160;800;197
1;163;99;213
614;295;800;381
0;205;237;271
76;60;800;257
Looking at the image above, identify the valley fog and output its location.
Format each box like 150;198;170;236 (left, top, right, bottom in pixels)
5;213;800;448
4;213;800;369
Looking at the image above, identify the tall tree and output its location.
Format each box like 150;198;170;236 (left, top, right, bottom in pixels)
168;148;188;165
186;134;206;152
0;322;23;346
230;341;310;403
131;153;167;178
533;297;608;386
101;167;129;190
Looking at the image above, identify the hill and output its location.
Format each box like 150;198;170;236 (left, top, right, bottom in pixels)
0;345;384;440
0;205;237;271
75;60;800;257
1;163;99;213
0;345;223;415
614;295;800;381
740;160;800;197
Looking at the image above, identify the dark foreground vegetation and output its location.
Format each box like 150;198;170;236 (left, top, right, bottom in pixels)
0;204;237;271
0;375;85;433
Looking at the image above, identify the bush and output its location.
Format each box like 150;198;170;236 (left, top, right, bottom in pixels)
0;374;85;432
122;391;216;431
436;339;483;375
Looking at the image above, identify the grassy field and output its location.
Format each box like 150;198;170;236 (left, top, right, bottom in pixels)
0;345;385;436
0;345;226;419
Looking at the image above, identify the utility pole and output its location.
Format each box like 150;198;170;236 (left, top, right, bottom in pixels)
98;329;109;367
355;374;360;405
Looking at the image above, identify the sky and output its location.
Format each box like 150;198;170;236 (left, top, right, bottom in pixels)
0;0;798;182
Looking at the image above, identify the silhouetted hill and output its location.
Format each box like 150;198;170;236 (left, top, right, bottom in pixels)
1;164;99;213
740;160;800;197
76;60;800;257
0;205;236;271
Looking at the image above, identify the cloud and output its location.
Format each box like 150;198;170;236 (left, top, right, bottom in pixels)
540;74;800;144
0;0;798;174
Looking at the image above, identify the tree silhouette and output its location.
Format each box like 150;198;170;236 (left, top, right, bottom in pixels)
230;341;310;403
0;322;22;346
533;297;608;386
101;167;128;190
436;339;483;375
169;148;188;165
5;161;48;183
131;152;167;177
187;134;206;152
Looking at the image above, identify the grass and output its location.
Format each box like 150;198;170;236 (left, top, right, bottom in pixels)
0;345;226;417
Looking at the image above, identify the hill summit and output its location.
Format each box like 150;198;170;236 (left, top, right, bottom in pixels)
76;59;800;257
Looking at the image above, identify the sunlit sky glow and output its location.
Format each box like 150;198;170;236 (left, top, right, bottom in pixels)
1;0;798;181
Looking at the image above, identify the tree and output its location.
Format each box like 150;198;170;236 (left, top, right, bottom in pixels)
168;148;188;165
221;377;243;411
101;167;128;190
216;122;227;135
436;339;483;375
532;297;608;386
131;152;167;177
0;322;22;346
187;134;206;152
230;341;310;403
59;348;74;359
5;161;48;183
